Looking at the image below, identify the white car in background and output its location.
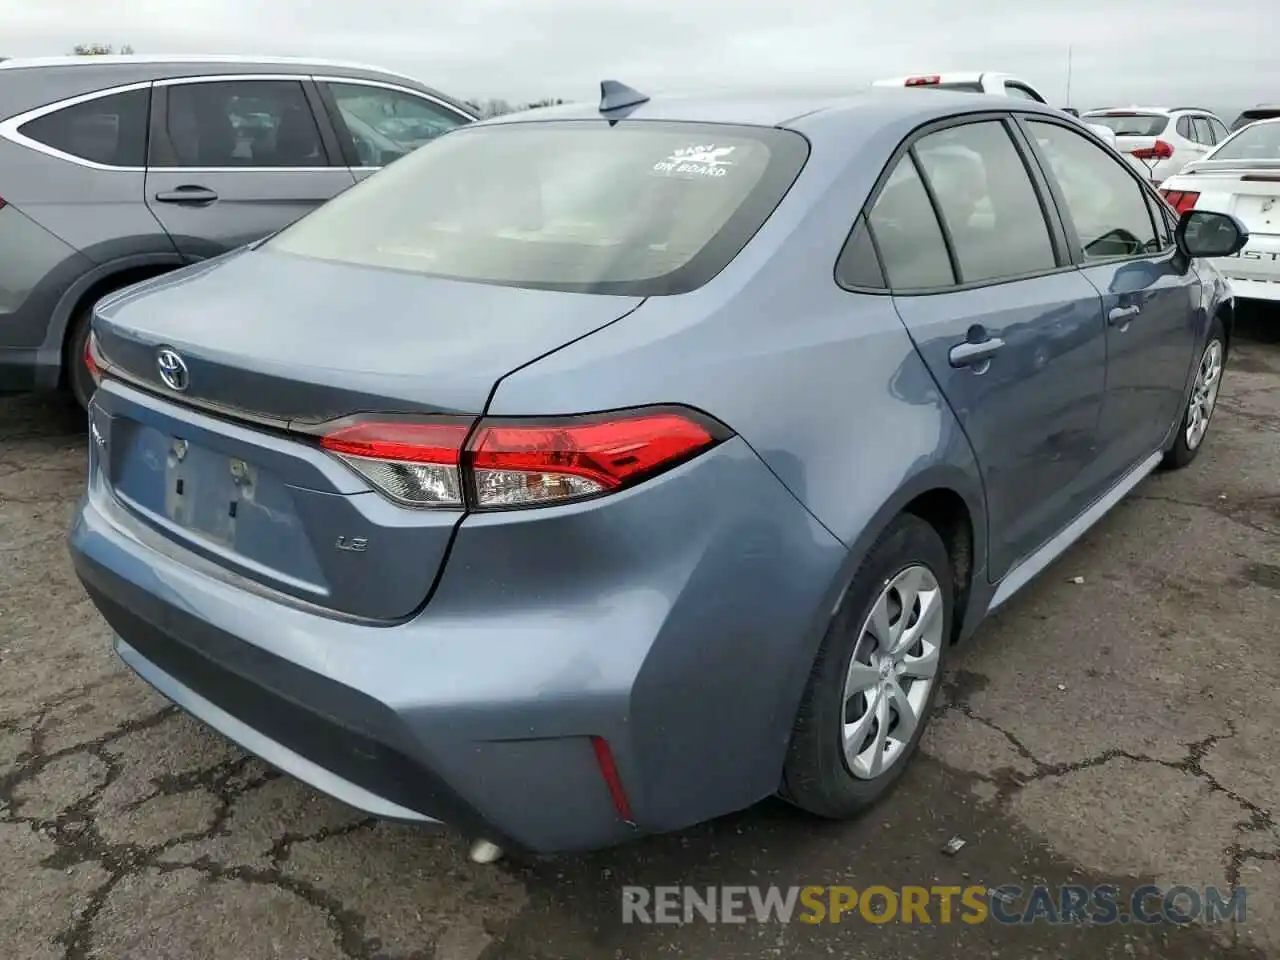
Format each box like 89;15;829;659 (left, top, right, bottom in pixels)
872;71;1135;159
1156;117;1280;303
1082;107;1230;185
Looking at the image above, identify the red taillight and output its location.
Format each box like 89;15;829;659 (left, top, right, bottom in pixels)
467;411;720;509
0;196;6;210
84;331;102;385
1159;189;1200;214
320;419;470;508
1131;139;1174;160
316;407;729;511
905;75;941;86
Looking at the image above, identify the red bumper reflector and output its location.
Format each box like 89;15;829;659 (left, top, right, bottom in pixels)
591;735;634;822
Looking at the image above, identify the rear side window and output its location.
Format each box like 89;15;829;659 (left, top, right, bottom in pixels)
835;215;886;289
159;80;325;168
1085;113;1169;137
1176;117;1194;140
266;120;809;296
913;121;1056;283
18;88;150;167
866;156;955;289
1192;117;1214;145
1004;84;1042;102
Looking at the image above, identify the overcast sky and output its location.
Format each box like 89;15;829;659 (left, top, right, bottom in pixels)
1;0;1274;113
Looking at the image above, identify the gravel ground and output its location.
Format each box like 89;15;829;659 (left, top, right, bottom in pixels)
1;316;1278;960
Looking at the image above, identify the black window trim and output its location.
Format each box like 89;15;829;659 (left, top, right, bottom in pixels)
1190;115;1214;146
148;73;342;171
836;110;1077;297
313;77;474;170
1013;111;1176;270
0;80;154;172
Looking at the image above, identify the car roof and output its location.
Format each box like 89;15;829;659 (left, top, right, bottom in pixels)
1086;106;1221;117
0;54;421;84
0;54;476;122
483;87;1068;133
873;71;1016;84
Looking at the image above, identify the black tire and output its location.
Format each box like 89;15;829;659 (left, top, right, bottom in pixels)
781;513;953;819
65;309;95;412
1161;316;1226;471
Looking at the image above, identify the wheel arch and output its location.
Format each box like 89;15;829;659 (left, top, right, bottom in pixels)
48;253;186;388
769;465;989;778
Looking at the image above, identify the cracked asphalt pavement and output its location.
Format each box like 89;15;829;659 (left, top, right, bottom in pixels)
2;316;1278;959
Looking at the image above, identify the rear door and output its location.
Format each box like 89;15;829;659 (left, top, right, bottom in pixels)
313;78;473;182
1021;116;1198;480
870;115;1109;581
145;75;356;262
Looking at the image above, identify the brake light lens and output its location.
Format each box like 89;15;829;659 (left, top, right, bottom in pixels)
1131;140;1174;160
320;419;470;507
905;75;941;86
317;407;730;511
1159;189;1200;214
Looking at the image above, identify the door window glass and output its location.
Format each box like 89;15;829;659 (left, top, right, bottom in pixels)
1208;117;1229;143
866;156;955;289
18;88;150;167
913;121;1057;283
1026;120;1160;260
327;83;469;166
161;80;325;167
1192;117;1214;145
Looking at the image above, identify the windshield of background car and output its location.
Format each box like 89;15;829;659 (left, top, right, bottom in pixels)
1084;113;1169;136
1209;122;1280;160
266;120;810;295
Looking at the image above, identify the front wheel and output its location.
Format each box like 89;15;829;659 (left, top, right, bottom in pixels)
1162;317;1226;470
781;514;952;818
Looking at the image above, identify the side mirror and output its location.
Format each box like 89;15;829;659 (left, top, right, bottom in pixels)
1177;210;1249;259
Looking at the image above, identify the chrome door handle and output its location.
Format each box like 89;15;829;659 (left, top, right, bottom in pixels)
948;337;1005;368
1108;305;1141;326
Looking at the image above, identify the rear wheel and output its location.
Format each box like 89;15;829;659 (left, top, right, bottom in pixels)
781;514;952;818
1162;317;1226;470
65;309;95;411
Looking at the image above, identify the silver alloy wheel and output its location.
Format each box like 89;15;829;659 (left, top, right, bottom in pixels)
841;564;944;780
1186;339;1224;451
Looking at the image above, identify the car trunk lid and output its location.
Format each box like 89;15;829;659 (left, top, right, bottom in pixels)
1176;161;1280;235
90;246;644;621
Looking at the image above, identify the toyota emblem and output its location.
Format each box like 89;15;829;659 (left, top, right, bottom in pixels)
156;347;190;392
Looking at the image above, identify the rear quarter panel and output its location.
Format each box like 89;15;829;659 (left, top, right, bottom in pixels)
487;114;988;779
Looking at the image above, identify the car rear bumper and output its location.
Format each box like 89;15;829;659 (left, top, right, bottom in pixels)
70;432;847;853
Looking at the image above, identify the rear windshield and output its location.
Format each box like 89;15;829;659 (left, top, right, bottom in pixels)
1210;122;1280;161
266;120;809;295
1084;113;1169;137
